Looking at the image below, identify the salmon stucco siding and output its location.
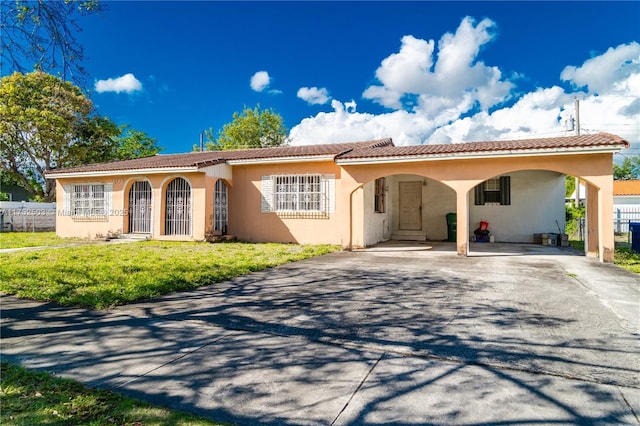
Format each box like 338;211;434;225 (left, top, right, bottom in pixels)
45;133;629;262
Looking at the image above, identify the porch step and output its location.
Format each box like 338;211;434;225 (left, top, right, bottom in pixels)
119;234;150;241
391;232;428;241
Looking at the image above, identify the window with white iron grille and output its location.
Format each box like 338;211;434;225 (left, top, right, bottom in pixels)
65;184;112;217
214;179;228;234
261;174;334;215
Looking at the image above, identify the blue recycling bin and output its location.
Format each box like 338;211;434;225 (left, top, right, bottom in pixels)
630;222;640;253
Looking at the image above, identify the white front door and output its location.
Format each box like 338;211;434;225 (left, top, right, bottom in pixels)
399;181;422;230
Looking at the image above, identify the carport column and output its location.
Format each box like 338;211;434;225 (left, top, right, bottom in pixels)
598;179;615;262
586;183;599;259
456;189;469;256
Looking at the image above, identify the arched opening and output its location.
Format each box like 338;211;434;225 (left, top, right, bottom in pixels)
165;177;192;235
468;170;566;244
214;179;228;235
358;174;457;247
127;180;152;234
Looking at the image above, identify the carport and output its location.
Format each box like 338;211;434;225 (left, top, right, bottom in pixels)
338;133;628;262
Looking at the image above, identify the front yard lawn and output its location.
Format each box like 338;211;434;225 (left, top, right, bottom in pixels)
0;232;83;249
0;362;225;426
0;241;340;309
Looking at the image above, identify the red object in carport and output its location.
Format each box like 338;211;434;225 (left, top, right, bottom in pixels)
479;220;489;231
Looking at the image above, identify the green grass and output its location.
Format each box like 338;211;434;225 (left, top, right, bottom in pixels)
0;241;340;309
0;362;225;426
569;239;640;274
0;232;84;249
612;246;640;273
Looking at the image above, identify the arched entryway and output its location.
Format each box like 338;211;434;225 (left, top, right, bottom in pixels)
128;180;152;234
165;177;192;235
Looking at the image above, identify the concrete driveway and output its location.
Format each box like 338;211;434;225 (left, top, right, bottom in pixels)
1;242;639;425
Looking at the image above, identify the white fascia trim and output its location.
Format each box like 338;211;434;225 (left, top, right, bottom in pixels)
227;155;335;165
335;145;626;165
46;167;200;179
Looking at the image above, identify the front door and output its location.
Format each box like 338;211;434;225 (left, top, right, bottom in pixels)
399;181;422;230
128;181;152;233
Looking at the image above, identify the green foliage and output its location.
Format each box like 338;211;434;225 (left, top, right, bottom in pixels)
0;72;162;201
565;175;576;198
0;362;224;425
0;241;340;309
0;71;94;201
613;156;640;180
613;247;640;273
203;105;289;151
113;125;162;160
565;203;585;236
1;0;104;86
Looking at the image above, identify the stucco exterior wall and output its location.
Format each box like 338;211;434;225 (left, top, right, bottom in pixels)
469;170;565;242
228;161;346;245
55;177;126;239
361;179;392;246
55;172;211;241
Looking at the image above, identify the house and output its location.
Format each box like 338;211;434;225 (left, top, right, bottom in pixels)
613;180;640;232
44;133;628;262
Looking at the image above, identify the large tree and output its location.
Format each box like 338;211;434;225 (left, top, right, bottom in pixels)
0;71;161;201
614;156;640;180
203;105;289;151
1;0;104;86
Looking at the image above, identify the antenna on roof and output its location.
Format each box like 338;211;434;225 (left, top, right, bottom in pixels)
199;131;204;152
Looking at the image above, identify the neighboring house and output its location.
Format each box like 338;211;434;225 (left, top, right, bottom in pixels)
45;133;628;262
613;180;640;232
614;180;640;207
0;184;31;201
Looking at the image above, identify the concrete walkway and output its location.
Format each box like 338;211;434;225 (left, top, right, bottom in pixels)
1;242;639;425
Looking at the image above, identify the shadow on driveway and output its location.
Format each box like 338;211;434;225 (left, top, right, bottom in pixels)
2;246;639;425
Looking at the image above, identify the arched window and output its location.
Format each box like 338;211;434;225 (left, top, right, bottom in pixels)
165;178;191;235
128;181;152;233
214;179;228;234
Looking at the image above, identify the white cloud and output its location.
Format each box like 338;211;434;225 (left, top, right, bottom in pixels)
250;71;271;92
290;19;639;153
297;86;330;105
94;73;142;94
362;17;514;114
561;42;640;95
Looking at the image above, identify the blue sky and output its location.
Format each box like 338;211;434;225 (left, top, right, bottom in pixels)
72;1;639;155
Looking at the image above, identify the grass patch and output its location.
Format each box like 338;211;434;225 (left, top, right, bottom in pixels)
0;241;340;309
0;232;83;249
0;361;224;426
570;239;640;274
612;246;640;274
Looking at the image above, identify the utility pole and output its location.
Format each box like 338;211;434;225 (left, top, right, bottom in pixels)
575;98;580;136
574;98;581;206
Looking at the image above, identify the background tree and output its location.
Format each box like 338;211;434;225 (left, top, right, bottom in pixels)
1;0;104;86
613;156;640;180
203;105;289;151
113;125;161;160
0;71;161;201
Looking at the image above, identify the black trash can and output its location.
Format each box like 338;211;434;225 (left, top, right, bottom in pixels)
446;212;457;242
630;222;640;253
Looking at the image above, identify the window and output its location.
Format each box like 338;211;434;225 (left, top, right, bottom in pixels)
214;179;228;234
275;175;321;211
474;176;511;205
65;184;112;217
261;174;335;214
374;177;386;213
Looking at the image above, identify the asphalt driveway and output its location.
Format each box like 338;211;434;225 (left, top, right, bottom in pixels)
1;242;639;425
